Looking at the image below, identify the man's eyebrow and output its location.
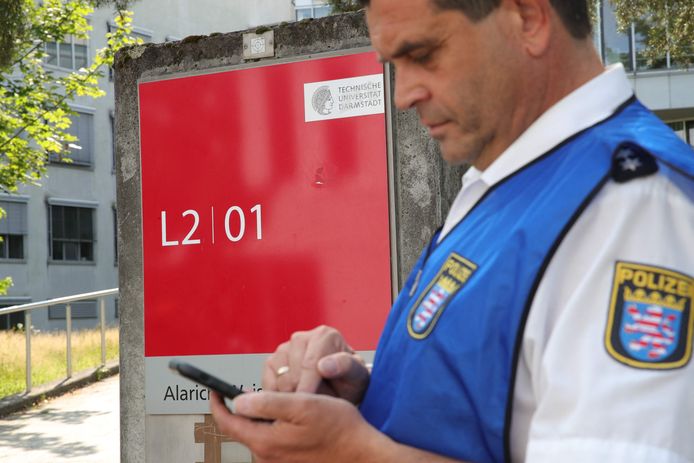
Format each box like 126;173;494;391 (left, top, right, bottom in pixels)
378;39;437;63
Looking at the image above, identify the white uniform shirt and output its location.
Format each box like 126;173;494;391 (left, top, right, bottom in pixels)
439;64;694;463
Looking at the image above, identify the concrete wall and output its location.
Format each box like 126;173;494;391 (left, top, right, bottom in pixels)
115;10;463;463
628;71;694;119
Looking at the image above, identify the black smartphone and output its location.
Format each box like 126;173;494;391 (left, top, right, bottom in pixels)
168;359;244;401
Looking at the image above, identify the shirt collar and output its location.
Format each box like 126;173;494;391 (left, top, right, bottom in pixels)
475;63;634;187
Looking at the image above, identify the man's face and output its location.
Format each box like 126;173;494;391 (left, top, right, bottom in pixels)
367;0;520;167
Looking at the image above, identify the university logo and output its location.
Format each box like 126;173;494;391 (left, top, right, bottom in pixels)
311;85;334;116
407;253;477;340
605;261;693;369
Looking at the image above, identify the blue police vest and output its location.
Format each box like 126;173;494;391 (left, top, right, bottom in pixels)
360;98;694;462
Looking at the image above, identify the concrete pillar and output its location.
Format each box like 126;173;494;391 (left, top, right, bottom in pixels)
115;11;463;463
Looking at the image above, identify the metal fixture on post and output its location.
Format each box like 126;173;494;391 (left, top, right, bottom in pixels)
100;298;107;366
25;309;32;392
66;303;72;378
242;30;274;59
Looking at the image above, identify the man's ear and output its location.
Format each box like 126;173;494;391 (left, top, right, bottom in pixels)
510;0;552;57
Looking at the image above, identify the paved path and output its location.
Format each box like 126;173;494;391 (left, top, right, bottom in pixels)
0;375;119;463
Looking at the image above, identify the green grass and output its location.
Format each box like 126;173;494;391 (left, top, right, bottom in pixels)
0;327;119;398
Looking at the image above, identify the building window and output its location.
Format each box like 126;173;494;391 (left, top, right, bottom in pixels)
0;235;24;260
0;200;27;260
670;45;694;69
45;36;88;70
49;205;95;262
600;1;632;71
0;299;31;331
0;309;25;330
667;120;694;147
48;300;97;320
668;121;686;141
633;20;667;71
50;111;94;166
295;1;332;20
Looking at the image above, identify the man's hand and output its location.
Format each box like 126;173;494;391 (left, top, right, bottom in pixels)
210;391;387;463
210;391;466;463
262;325;370;404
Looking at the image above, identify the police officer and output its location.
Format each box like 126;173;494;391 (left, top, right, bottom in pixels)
211;0;694;461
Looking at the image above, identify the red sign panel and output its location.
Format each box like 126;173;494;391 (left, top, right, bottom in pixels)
139;52;392;357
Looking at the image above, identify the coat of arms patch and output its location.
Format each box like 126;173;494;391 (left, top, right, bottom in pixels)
606;261;693;369
407;253;477;340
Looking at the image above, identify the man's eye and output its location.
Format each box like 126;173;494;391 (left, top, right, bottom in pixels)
411;51;433;64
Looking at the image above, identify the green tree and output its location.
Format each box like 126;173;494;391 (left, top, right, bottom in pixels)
0;0;140;294
611;0;694;68
326;0;360;13
0;0;26;69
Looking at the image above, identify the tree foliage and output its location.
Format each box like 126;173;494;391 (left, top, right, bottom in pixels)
611;0;694;67
0;1;26;69
1;0;140;190
326;0;361;14
0;0;140;293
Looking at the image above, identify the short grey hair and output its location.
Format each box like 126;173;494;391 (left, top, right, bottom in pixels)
358;0;591;39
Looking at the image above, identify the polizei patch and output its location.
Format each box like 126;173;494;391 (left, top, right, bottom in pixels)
407;253;477;340
606;262;693;369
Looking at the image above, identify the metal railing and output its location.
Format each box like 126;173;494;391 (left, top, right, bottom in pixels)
0;288;119;393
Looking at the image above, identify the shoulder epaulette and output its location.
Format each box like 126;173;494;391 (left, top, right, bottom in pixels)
611;142;659;183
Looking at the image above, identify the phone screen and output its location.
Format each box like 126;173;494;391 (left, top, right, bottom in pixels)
168;359;244;400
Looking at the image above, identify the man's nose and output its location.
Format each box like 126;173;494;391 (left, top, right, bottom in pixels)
393;68;429;110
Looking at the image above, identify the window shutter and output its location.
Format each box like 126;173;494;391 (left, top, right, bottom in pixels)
69;113;93;164
0;201;27;235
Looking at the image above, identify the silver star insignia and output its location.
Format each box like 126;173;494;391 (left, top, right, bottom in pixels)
615;148;634;160
621;158;642;171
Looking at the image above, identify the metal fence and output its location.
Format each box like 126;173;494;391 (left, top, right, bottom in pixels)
0;288;119;393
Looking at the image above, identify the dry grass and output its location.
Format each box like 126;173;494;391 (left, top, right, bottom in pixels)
0;326;119;398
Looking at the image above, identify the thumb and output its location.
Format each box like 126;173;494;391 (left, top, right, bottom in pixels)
317;353;369;404
233;391;299;422
317;352;366;380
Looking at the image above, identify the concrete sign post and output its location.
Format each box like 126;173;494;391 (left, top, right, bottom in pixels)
139;50;393;418
115;12;464;463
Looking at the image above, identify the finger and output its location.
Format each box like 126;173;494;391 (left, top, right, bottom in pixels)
233;391;311;424
283;332;309;392
261;364;278;392
210;391;273;445
318;353;369;404
296;328;346;393
262;342;290;391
